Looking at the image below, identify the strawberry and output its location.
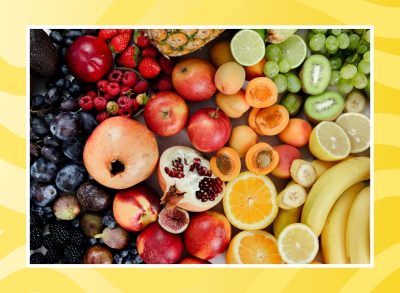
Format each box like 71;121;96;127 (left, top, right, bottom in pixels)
119;29;133;35
133;80;149;94
134;30;151;48
157;75;173;91
117;45;140;69
159;56;173;75
142;46;159;58
138;57;161;79
110;33;132;53
98;29;118;41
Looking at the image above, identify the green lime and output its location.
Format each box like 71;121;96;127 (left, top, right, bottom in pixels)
277;35;307;69
230;29;266;66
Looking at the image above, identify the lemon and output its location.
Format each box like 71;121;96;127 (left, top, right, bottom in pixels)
277;35;307;69
230;30;266;66
336;113;370;153
277;223;319;264
309;121;351;161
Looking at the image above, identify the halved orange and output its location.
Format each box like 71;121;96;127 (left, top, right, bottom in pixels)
226;230;283;264
223;171;278;230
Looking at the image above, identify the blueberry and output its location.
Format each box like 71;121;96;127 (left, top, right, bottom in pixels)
63;79;71;89
68;83;82;97
102;215;116;228
64;37;74;46
55;164;86;193
55;78;66;88
65;30;83;38
60;96;79;111
50;30;63;45
30;182;58;206
114;254;123;264
83;29;98;36
120;250;129;258
41;146;64;163
58;47;68;59
78;112;98;134
60;64;69;76
31;117;49;136
30;157;57;182
71;219;80;228
134;255;143;264
88;238;98;246
50;112;80;140
43;136;60;148
31;95;44;109
44;87;60;105
62;138;83;161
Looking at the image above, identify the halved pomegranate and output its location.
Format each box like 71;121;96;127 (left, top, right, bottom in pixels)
158;146;225;212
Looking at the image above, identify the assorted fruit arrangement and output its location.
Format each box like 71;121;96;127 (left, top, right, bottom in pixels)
29;28;371;265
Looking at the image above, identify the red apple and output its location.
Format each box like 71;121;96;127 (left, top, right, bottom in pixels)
144;91;189;137
187;108;231;153
184;211;231;260
172;57;216;102
179;257;211;264
113;186;160;232
66;35;113;83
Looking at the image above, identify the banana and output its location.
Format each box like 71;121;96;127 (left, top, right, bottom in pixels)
311;160;335;178
277;183;307;209
273;206;302;238
344;91;367;113
290;159;317;188
321;182;366;264
301;157;370;236
346;186;371;264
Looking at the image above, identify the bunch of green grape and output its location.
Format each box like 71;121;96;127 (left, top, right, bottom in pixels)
263;44;302;94
308;29;370;95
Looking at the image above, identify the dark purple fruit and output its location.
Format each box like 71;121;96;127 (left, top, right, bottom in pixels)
50;112;80;140
30;182;58;206
76;181;111;212
80;212;104;238
55;164;86;193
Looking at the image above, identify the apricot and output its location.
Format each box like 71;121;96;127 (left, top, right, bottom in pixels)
245;77;278;108
209;40;235;67
248;108;264;135
245;58;266;81
216;89;250;118
210;147;241;181
255;104;289;136
228;125;258;158
214;62;246;95
271;144;301;179
245;142;279;175
278;118;313;148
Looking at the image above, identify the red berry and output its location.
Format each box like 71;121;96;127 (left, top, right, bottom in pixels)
94;96;107;111
119;29;133;35
79;95;94;111
86;90;97;99
103;93;113;101
131;99;139;112
108;69;124;83
97;80;109;92
157;75;173;91
117;96;132;109
134;30;151;48
118;107;132;118
117;45;140;69
133;80;149;94
120;86;131;95
139;57;161;79
159;56;173;75
142;46;159;58
122;71;138;87
96;111;110;123
110;33;132;53
106;82;121;96
98;29;118;41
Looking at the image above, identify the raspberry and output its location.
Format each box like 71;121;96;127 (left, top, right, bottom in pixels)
122;71;138;87
103;93;113;101
86;90;97;98
142;46;159;58
131;99;139;112
79;95;94;111
117;96;132;109
157;75;173;91
133;80;149;94
106;82;121;97
108;69;124;83
96;111;109;123
97;80;109;92
94;96;107;111
118;108;132;118
107;101;119;115
159;56;173;75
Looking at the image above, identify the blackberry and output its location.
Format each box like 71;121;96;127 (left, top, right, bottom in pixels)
61;245;82;264
30;252;46;264
31;205;55;224
48;221;70;244
43;234;62;250
69;229;86;247
30;226;43;250
30;212;43;228
45;249;62;264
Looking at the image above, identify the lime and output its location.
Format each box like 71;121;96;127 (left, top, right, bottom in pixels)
230;29;266;66
336;113;370;153
277;35;307;69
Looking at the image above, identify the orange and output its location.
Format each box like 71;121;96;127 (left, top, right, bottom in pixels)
223;172;278;230
226;230;282;264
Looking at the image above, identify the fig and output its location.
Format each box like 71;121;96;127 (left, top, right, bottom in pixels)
158;206;190;234
95;227;130;250
80;212;104;237
53;195;81;220
77;180;112;212
84;245;113;264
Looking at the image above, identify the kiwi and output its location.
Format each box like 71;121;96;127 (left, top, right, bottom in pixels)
300;54;331;95
30;29;59;78
305;91;345;123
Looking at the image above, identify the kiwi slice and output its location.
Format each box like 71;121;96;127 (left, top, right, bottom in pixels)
300;54;331;95
305;91;345;123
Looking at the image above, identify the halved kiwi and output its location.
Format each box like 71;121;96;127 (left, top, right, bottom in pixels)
305;91;345;123
300;54;331;95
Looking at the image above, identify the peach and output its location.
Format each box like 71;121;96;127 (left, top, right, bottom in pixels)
214;62;246;95
228;125;258;158
271;144;301;179
278;118;312;148
216;89;250;118
184;211;231;260
244;58;266;81
209;40;235;67
179;257;211;264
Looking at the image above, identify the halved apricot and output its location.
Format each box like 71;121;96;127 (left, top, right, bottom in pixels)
245;77;278;108
210;147;241;181
248;108;264;135
245;142;279;175
255;104;289;136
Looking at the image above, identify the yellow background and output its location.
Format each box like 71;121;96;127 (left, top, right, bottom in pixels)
0;0;398;292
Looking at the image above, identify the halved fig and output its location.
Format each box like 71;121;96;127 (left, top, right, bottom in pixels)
158;206;190;234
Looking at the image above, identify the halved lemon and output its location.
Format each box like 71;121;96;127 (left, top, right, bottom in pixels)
336;113;370;153
309;121;351;161
226;230;283;264
277;223;319;264
223;171;278;230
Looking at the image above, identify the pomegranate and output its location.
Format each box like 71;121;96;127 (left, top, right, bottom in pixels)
158;146;225;212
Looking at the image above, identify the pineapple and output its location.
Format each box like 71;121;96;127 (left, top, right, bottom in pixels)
147;29;224;57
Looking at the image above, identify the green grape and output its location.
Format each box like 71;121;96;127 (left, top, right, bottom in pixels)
354;29;365;35
364;78;370;98
337;33;350;49
279;59;291;73
340;64;357;79
349;34;361;49
309;33;326;51
363;51;370;62
326;35;339;51
357;60;370;75
330;56;342;70
285;73;301;93
364;30;370;43
338;78;354;95
307;31;315;42
263;61;280;78
330;70;340;86
352;72;368;89
273;74;288;93
318;46;328;56
312;29;327;34
331;29;342;36
342;29;351;34
265;44;282;62
327;47;338;55
358;43;368;54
